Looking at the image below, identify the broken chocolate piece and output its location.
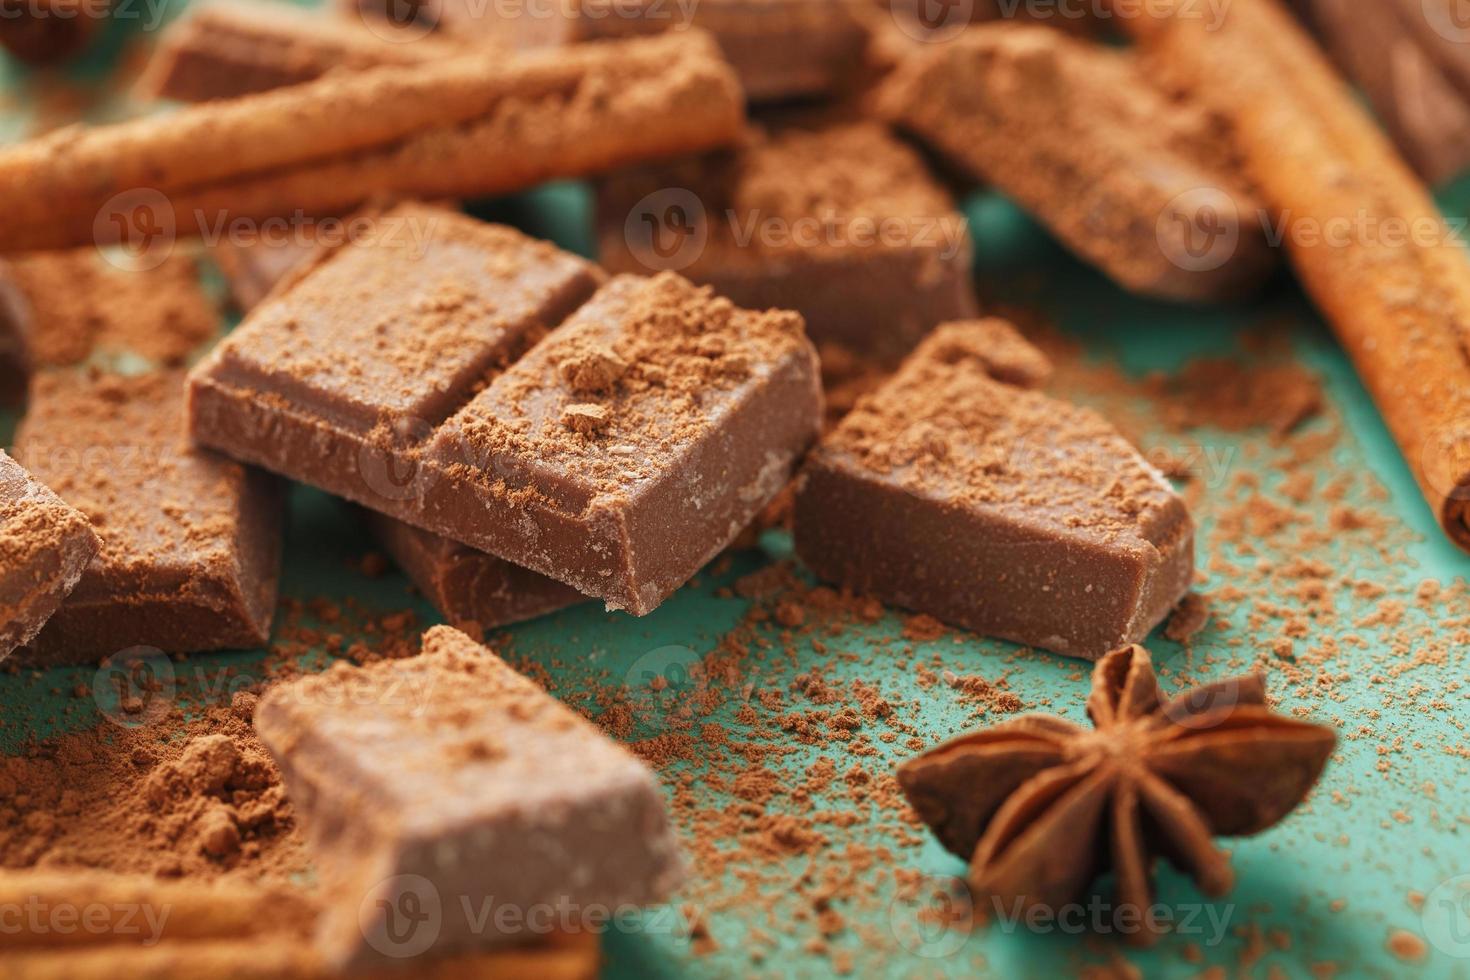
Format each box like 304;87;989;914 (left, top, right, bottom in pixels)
188;202;822;615
13;371;285;664
254;625;684;970
0;262;29;405
357;0;869;102
598;119;976;359
877;24;1276;302
1304;0;1470;184
0;450;99;662
365;510;584;632
139;0;472;103
210;229;322;313
793;319;1194;660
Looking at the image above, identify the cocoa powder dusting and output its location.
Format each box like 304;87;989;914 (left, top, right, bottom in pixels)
0;705;307;882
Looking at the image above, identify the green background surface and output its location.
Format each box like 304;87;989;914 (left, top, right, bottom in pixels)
3;10;1470;979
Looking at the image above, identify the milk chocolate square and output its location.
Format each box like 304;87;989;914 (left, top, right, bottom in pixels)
13;371;285;663
794;320;1194;660
365;509;584;632
255;625;684;970
0;450;99;661
598;119;976;360
188;202;821;615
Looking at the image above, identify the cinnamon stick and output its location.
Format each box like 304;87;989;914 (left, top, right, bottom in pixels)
0;31;743;252
1119;0;1470;550
0;870;598;980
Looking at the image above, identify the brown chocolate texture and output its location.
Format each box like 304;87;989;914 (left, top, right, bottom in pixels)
0;449;99;661
794;319;1194;660
254;625;683;970
206;216;589;629
351;0;870;102
364;509;585;631
1304;0;1470;184
139;0;475;103
188;202;822;616
877;23;1277;303
12;371;285;664
597;119;977;359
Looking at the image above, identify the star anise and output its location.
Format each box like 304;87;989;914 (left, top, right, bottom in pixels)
898;644;1336;944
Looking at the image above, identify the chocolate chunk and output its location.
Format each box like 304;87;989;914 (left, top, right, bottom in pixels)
365;510;584;633
598;119;977;359
794;320;1195;660
139;0;469;103
210;230;322;313
1304;0;1470;184
360;0;868;102
0;450;99;661
13;371;285;664
188;202;821;615
877;24;1277;303
0;265;28;406
254;625;684;970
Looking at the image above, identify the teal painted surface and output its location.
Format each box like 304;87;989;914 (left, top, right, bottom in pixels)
3;24;1470;980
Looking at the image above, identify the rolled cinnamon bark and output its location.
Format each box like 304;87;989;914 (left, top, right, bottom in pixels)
0;870;599;980
1119;0;1470;549
0;31;743;252
0;871;316;949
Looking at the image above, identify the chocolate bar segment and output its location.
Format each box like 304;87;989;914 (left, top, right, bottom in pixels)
1304;0;1470;184
139;0;472;103
598;119;976;359
365;509;584;632
0;264;28;406
353;0;869;102
877;24;1276;303
206;225;584;624
0;450;99;662
794;320;1194;661
188;203;822;615
14;371;285;664
255;625;683;970
210;229;322;312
